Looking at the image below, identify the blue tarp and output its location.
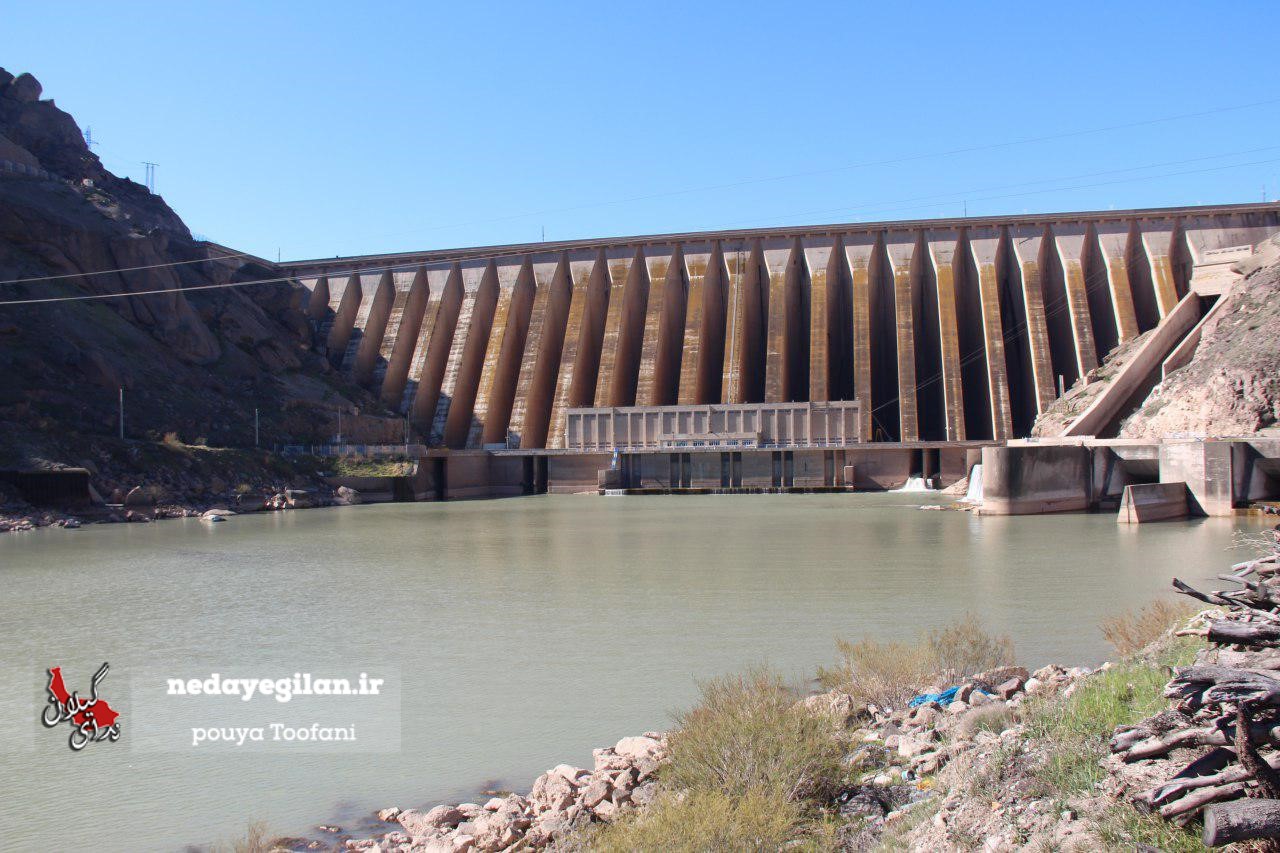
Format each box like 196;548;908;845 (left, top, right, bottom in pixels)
908;685;990;708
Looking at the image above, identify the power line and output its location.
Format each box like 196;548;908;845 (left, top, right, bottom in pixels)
3;149;1278;298
2;92;1269;291
328;95;1280;245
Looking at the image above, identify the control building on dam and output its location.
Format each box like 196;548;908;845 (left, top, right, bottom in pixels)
277;202;1280;496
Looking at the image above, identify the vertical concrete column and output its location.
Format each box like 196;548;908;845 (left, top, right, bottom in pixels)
465;262;521;446
443;261;500;448
306;275;330;321
677;244;710;404
509;257;553;439
1093;222;1140;342
843;234;875;440
925;229;966;441
568;249;611;408
326;272;363;367
610;247;651;407
967;228;1014;440
521;255;575;448
1051;224;1100;377
593;251;632;407
720;242;748;403
633;248;670;405
648;244;688;406
480;262;537;446
1139;219;1180;319
354;271;395;386
409;264;463;429
546;255;595;447
372;270;418;396
697;241;729;404
762;240;791;402
802;237;835;402
429;264;484;443
883;231;920;442
1008;226;1057;414
381;267;430;409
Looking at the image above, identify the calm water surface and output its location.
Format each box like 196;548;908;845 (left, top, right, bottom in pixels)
0;493;1269;850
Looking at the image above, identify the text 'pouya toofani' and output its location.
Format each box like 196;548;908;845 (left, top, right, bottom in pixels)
166;672;384;702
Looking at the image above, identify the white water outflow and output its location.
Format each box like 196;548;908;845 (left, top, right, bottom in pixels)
963;463;985;504
896;475;935;492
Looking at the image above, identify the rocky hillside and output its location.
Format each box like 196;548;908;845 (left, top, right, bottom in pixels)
0;68;403;504
1120;243;1280;438
1031;239;1280;440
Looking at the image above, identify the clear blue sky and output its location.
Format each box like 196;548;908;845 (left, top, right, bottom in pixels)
6;1;1280;261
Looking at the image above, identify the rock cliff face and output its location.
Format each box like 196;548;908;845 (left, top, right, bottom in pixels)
0;67;384;467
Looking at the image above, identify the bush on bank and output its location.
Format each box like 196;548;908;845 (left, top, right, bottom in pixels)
664;666;849;802
817;613;1015;708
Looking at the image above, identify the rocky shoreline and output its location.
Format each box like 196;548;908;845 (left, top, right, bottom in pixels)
0;479;361;533
277;663;1095;852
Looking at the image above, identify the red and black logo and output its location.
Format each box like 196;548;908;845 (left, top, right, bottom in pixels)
42;663;122;751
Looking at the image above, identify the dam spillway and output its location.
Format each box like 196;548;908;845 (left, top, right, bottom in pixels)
281;203;1280;452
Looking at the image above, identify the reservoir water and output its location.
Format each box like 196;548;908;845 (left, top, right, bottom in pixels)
0;493;1269;850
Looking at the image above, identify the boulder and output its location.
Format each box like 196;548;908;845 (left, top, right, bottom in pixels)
398;804;464;836
375;806;402;822
8;72;42;103
579;776;611;809
336;485;363;505
201;508;235;520
548;763;588;785
995;677;1025;699
614;735;662;761
528;771;575;812
236;493;266;512
799;690;858;728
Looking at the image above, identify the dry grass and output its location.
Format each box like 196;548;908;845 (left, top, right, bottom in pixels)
818;615;1015;708
576;787;836;852
213;821;274;853
664;666;849;802
1100;597;1197;658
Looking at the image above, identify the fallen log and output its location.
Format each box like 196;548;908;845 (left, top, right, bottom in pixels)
1166;665;1280;709
1121;719;1280;762
1208;620;1280;646
1203;798;1280;846
1162;781;1248;822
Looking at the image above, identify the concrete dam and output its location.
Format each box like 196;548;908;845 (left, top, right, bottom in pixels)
277;202;1280;497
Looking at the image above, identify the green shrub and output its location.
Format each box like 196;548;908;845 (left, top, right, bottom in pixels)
665;666;848;802
580;788;832;853
818;615;1015;709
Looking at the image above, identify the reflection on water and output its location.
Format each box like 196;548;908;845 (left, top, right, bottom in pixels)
0;494;1267;850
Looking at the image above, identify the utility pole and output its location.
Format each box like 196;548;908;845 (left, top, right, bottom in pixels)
143;162;158;193
254;408;260;448
337;408;343;445
84;127;97;149
118;388;124;440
